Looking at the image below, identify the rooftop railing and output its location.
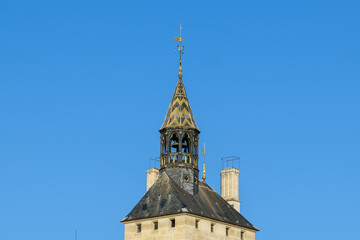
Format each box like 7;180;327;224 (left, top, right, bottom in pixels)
221;156;240;170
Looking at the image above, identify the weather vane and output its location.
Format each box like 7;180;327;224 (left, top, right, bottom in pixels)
173;25;185;59
173;25;185;78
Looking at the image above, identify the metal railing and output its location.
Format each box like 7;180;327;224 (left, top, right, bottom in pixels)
221;156;240;170
149;157;160;169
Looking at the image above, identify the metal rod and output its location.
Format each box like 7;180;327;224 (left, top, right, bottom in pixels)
221;156;240;170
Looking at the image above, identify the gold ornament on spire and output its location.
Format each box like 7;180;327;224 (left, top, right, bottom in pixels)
173;24;185;78
202;142;206;181
160;25;199;132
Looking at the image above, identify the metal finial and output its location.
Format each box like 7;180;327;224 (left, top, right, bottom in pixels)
202;142;206;181
173;24;185;78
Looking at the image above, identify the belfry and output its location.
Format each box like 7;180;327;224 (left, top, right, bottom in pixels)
121;29;258;240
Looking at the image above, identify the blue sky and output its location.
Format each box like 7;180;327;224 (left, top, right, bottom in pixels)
0;0;359;239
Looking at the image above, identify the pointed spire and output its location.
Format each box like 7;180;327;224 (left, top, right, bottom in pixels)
160;78;199;131
202;143;206;181
160;26;199;132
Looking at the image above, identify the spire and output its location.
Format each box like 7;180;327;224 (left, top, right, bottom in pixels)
160;78;199;131
158;27;201;195
173;24;184;79
202;143;206;181
160;26;199;132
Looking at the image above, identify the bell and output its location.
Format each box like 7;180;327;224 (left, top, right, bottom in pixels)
182;142;188;147
171;141;179;148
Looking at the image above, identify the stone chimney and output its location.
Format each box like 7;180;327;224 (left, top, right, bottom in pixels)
146;168;159;191
221;167;241;212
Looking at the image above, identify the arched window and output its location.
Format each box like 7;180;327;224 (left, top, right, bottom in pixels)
182;134;190;153
161;135;166;153
193;136;198;155
170;133;179;153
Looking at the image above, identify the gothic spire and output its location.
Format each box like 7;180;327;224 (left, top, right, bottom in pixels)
160;78;199;132
160;26;199;132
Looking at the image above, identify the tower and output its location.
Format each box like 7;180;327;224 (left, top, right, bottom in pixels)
158;66;200;195
121;29;258;240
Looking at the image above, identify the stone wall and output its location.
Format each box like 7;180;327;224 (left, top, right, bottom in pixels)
123;213;256;240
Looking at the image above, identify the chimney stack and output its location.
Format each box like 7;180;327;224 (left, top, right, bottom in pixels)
146;168;159;191
220;157;241;212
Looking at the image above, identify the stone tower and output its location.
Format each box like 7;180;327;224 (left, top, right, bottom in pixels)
121;32;258;240
221;157;241;213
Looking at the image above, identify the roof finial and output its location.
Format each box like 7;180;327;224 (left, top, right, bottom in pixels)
173;24;185;79
202;142;206;181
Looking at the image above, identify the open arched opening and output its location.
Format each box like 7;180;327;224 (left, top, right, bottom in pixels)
161;135;166;154
182;134;190;153
170;133;180;153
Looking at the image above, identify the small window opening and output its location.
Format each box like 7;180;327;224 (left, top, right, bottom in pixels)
182;134;190;153
211;223;215;232
171;219;175;228
137;224;141;233
226;227;230;236
195;220;199;229
170;134;179;153
154;221;158;230
241;231;245;240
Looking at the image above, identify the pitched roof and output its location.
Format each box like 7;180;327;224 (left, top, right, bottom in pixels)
122;172;258;231
160;79;199;132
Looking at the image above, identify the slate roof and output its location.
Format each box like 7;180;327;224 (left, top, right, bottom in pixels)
122;172;258;231
160;78;199;132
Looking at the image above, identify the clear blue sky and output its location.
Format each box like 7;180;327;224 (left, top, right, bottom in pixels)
0;0;359;239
